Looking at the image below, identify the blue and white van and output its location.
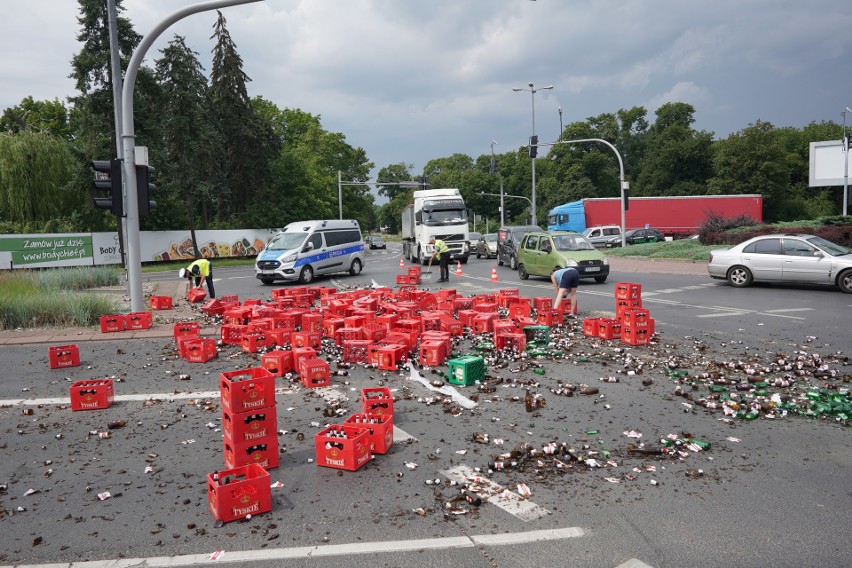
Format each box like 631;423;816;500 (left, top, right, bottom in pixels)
255;219;365;284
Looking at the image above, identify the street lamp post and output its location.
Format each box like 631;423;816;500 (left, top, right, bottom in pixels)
490;140;505;227
843;107;851;216
513;82;553;226
558;107;563;141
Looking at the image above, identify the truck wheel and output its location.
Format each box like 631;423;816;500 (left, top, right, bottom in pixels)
299;265;314;284
837;269;852;294
349;258;362;276
510;255;517;270
476;252;481;259
460;258;468;264
518;264;529;280
497;257;504;266
727;265;752;288
259;278;275;285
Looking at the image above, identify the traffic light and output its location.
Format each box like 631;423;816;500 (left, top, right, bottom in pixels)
91;159;123;216
136;165;157;217
529;135;538;158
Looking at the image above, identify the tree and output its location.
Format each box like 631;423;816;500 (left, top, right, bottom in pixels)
707;120;792;221
155;35;220;252
0;131;82;228
635;102;714;196
209;11;278;223
1;97;72;140
376;163;415;201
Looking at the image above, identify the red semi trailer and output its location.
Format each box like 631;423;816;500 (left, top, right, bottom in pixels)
547;195;763;238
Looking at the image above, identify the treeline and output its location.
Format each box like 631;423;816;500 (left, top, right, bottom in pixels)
0;1;847;238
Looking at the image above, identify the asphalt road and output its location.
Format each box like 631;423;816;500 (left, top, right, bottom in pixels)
1;245;849;568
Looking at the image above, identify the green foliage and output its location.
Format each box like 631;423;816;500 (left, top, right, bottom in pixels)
605;239;716;261
37;266;121;290
0;97;72;139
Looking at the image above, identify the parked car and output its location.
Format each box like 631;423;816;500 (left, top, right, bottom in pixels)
624;228;665;244
583;225;622;248
476;233;498;259
497;225;541;270
469;232;482;243
708;233;852;293
364;235;386;249
516;231;609;282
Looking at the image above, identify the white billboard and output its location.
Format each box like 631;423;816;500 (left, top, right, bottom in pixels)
809;140;849;187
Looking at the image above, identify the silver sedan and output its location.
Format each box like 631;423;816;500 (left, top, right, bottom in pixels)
708;233;852;293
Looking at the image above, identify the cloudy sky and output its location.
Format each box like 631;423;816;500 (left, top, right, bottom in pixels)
2;0;851;183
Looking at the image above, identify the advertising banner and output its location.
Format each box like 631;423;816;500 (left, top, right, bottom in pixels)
0;229;279;270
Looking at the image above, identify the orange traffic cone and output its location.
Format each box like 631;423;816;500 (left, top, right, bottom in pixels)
491;266;498;282
399;258;405;270
456;261;463;276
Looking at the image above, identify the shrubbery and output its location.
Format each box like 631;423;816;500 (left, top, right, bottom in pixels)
699;214;852;247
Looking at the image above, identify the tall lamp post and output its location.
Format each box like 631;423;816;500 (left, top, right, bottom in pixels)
480;191;533;224
558;107;563;141
513;82;553;226
490;140;505;227
843;107;851;216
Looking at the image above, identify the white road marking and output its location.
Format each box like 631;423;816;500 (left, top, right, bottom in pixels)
696;311;749;318
441;464;551;521
0;528;586;568
615;559;656;568
763;308;813;313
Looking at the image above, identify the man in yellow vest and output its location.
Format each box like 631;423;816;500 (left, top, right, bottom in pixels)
179;258;215;299
429;236;451;282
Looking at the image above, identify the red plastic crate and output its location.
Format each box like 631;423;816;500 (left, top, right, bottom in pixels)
184;338;217;363
493;319;516;340
292;347;317;375
509;301;532;319
597;318;622;340
48;344;80;369
173;321;201;340
176;333;200;358
495;332;526;352
322;317;345;338
70;378;114;411
453;297;474;312
343;340;373;364
369;344;406;371
537;309;560;327
243;298;261;307
395;318;422;333
220;324;247;345
344;315;367;329
533;296;553;312
421;311;443;333
583;317;602;337
125;311;153;330
268;328;291;347
222;408;279;444
362;324;387;342
615;298;642;314
292;331;322;350
344;413;394;454
260;351;294;377
314;425;371;471
335;327;363;345
301;313;324;333
242;331;273;353
248;317;274;332
150;296;173;310
207;463;271;523
439;316;463;336
457;309;478;328
361;387;394;416
472;315;495;334
220;294;239;304
186;287;207;303
200;298;225;316
621;308;652;328
99;314;126;333
622;324;652;346
224;307;253;325
219;367;276;413
224;434;280;470
381;330;416;353
615;282;642;301
300;357;331;388
420;340;447;366
375;313;399;330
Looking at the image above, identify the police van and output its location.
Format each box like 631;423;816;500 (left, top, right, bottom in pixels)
255;219;365;284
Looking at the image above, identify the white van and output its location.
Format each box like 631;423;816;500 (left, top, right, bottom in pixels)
255;219;365;284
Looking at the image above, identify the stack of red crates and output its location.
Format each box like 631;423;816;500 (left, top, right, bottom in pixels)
614;283;654;345
220;367;279;470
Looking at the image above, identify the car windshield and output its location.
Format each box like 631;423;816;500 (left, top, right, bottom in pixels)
553;235;594;251
484;234;497;242
807;236;850;256
266;232;307;251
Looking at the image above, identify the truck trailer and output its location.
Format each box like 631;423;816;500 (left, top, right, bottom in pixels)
402;188;471;265
547;195;763;238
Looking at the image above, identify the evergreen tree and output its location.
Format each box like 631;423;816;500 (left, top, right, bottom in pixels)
209;11;278;224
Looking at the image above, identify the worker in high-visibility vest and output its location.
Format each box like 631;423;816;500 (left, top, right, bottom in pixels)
429;236;451;282
179;258;215;299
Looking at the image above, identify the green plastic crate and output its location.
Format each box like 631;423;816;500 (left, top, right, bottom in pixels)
447;355;486;386
523;325;550;346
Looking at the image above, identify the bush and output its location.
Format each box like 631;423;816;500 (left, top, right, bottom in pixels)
698;212;760;245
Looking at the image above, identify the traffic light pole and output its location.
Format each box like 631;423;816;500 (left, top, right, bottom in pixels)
119;0;263;311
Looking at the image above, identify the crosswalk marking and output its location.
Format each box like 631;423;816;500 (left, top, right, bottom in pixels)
442;464;551;521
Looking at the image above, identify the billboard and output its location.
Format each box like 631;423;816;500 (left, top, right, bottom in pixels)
809;140;849;187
